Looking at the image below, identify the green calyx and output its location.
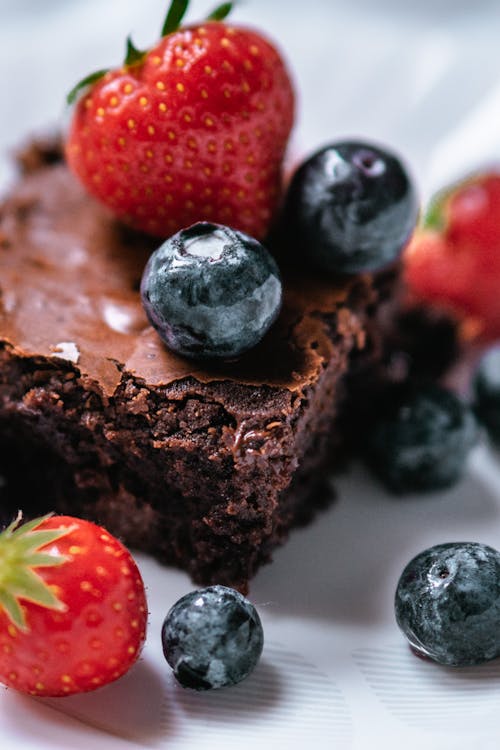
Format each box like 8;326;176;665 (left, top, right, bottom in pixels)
66;0;234;105
161;0;190;36
424;173;479;233
0;513;74;631
161;0;234;35
206;2;234;22
67;69;110;106
124;36;147;67
424;188;450;232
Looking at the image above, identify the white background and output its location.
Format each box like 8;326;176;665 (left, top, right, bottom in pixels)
2;1;500;748
3;0;500;193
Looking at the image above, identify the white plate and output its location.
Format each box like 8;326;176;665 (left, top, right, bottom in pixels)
2;1;500;748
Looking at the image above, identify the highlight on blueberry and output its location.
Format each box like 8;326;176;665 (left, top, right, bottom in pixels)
395;542;500;666
473;344;500;444
363;382;477;493
283;140;419;274
161;585;264;690
140;222;282;360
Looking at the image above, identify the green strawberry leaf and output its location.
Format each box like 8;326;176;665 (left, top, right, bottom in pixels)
9;567;67;613
424;190;448;232
424;173;479;233
206;2;234;21
0;514;74;631
161;0;190;37
23;553;69;568
67;69;109;106
124;36;147;66
67;0;236;108
0;591;24;631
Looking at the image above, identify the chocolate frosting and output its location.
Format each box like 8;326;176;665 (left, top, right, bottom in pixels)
0;160;372;397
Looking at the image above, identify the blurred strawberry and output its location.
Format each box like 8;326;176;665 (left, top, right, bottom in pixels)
404;171;500;341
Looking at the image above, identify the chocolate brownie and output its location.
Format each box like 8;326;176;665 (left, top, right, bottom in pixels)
0;139;392;591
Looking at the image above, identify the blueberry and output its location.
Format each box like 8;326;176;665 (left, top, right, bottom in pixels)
140;222;282;359
161;585;264;690
283;140;419;274
395;542;500;666
364;383;477;493
473;344;500;444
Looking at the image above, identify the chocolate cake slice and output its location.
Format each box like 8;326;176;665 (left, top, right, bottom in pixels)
0;140;389;591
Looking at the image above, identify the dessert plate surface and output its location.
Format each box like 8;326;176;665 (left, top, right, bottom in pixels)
2;447;500;750
2;1;500;748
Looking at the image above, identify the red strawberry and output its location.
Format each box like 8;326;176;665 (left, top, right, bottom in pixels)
0;514;147;697
65;1;295;240
404;171;500;341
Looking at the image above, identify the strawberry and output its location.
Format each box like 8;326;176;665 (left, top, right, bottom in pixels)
0;514;147;697
65;0;295;240
404;171;500;341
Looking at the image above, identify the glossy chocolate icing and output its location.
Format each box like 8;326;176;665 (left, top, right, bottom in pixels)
0;157;372;397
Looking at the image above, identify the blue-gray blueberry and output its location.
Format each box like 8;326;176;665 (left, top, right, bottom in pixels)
141;222;282;360
283;140;419;273
161;585;264;690
395;542;500;666
364;383;477;493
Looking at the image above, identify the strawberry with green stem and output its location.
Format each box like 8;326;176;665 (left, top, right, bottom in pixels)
404;171;500;342
65;0;295;240
0;514;147;697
